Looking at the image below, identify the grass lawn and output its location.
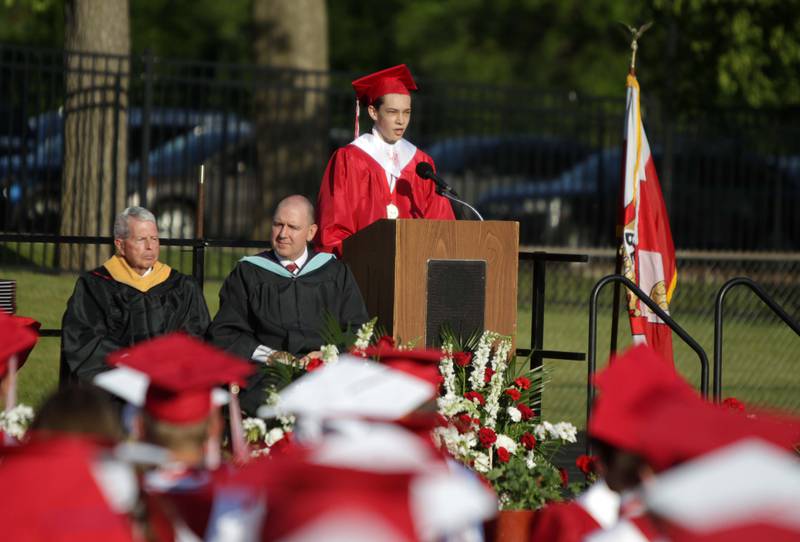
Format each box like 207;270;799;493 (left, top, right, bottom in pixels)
5;265;798;425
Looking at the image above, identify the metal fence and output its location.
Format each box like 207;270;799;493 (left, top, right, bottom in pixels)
2;43;800;257
1;44;797;422
521;250;800;425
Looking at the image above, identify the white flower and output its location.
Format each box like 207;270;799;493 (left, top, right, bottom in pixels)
495;433;518;454
483;335;512;428
320;344;339;364
439;342;457;397
437;395;478;418
242;417;267;444
498;493;511;508
265;427;285;447
532;422;549;441
469;331;495;390
0;403;34;440
507;406;521;422
354;318;377;350
433;425;478;460
553;421;578;443
532;420;578;443
473;452;491;473
525;451;537;470
278;414;295;432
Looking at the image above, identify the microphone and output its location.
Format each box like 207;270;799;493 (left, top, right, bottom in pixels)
414;161;484;221
415;162;458;197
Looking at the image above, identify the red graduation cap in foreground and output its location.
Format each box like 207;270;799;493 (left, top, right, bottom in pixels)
107;333;253;425
361;343;444;393
0;311;39;378
636;398;800;472
0;435;136;541
588;344;702;452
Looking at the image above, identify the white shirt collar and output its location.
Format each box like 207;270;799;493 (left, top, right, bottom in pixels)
278;246;309;271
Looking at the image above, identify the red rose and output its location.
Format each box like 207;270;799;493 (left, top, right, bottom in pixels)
478;427;497;448
576;454;597;476
305;358;324;372
435;413;449;427
484;367;495;383
504;388;522;401
454;413;474;434
514;376;531;390
558;467;569;487
376;335;395;348
497;447;511;463
722;397;746;412
453;351;472;367
517;403;534;420
270;431;294;455
464;391;486;406
520;432;536;450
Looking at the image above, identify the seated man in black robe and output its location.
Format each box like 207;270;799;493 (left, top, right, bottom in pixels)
208;195;369;414
61;206;211;383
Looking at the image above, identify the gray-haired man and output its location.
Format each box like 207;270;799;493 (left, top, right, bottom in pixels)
61;206;210;382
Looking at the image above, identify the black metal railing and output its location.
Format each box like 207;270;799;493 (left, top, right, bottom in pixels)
713;277;800;403
587;274;709;417
3;43;800;252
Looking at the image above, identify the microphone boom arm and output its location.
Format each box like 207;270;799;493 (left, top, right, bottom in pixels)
437;188;484;221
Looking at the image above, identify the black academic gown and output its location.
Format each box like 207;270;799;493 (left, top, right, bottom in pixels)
61;266;211;382
208;250;369;414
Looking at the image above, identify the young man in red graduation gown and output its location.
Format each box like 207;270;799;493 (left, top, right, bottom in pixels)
316;64;455;256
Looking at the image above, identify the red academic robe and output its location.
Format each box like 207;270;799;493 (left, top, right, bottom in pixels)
529;481;620;542
316;133;455;256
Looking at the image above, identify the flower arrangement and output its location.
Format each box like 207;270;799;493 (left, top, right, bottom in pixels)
246;318;383;455
433;330;580;510
0;403;35;441
249;320;583;511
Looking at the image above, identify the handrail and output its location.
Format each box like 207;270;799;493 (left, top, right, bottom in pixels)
587;274;709;428
713;277;800;402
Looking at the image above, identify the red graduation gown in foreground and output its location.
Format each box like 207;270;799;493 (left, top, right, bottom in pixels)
316;134;455;256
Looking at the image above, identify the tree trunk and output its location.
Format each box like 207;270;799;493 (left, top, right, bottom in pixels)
251;0;329;238
61;0;129;270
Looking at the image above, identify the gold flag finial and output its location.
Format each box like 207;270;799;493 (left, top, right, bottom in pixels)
618;21;653;74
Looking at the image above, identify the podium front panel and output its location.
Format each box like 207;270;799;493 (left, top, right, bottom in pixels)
426;259;486;347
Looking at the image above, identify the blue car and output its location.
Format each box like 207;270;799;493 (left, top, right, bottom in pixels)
0;107;253;237
473;145;799;250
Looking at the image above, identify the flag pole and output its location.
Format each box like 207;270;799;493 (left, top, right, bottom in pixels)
610;22;652;359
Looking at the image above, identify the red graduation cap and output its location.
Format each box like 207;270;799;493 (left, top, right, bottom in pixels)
588;345;702;451
107;333;254;425
352;64;417;105
0;434;137;541
350;64;418;138
361;344;443;392
0;311;39;378
636;399;800;472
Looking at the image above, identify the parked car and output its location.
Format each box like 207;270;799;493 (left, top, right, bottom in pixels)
426;135;593;221
473;145;800;250
0;107;254;238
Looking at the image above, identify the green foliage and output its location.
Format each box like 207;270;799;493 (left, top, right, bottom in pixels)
130;0;252;62
256;358;304;392
4;1;800;110
484;454;567;510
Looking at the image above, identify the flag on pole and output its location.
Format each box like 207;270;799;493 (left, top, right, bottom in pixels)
619;73;677;364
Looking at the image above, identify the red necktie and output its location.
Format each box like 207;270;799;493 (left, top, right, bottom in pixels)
285;262;298;274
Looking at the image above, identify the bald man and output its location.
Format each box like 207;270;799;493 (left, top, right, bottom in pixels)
208;195;369;414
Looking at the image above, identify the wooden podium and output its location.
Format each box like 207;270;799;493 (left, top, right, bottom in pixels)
342;219;519;347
